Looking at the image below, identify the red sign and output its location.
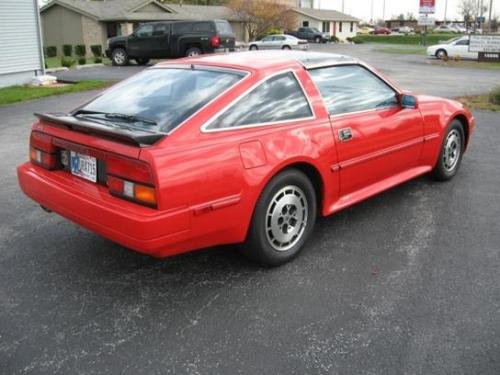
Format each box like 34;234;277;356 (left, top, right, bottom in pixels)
419;0;435;14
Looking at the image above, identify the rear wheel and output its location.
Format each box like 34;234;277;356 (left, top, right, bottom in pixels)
111;48;128;66
436;49;447;59
282;45;291;50
431;120;465;181
185;47;202;57
241;169;317;267
135;58;150;65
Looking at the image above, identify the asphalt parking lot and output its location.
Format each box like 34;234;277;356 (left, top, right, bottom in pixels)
1;48;500;374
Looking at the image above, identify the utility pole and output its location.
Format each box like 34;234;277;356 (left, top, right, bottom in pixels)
488;0;493;32
383;0;386;22
444;0;448;23
370;0;374;24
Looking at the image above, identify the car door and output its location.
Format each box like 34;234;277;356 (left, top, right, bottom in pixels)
151;23;170;58
308;64;425;196
260;36;274;49
128;24;155;58
452;37;477;59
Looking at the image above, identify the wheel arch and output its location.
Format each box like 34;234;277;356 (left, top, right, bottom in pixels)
453;113;470;150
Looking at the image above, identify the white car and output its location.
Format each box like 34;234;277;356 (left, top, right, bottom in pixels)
433;24;459;33
249;34;308;51
427;36;478;60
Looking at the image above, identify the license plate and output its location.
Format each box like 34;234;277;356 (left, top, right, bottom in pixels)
70;151;97;182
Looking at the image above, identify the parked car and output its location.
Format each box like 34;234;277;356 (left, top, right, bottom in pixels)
289;27;330;43
18;51;474;267
433;24;459;33
396;26;415;34
358;26;375;35
427;36;478;59
106;19;236;66
249;34;308;51
372;26;391;35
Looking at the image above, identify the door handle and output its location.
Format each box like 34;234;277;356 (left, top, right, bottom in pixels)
338;128;353;142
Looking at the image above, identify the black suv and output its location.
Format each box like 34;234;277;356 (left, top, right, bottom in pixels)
106;20;236;66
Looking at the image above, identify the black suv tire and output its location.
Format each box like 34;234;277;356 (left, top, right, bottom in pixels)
112;48;129;66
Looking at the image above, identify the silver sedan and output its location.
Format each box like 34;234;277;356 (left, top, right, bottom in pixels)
249;34;308;51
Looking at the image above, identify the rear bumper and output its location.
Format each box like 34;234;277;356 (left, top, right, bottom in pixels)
17;162;193;257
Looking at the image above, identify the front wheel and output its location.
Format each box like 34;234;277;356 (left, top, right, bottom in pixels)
431;120;465;181
282;45;291;50
436;49;447;59
111;48;128;66
314;36;321;43
241;169;317;266
249;44;258;51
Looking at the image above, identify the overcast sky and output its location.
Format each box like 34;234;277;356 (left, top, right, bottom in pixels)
316;0;498;22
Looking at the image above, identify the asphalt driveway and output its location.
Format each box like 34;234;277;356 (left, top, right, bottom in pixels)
53;43;500;98
1;55;500;374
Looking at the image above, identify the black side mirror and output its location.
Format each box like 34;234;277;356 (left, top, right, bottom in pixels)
401;94;418;109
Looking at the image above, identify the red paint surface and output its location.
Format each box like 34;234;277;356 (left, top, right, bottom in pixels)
17;54;475;258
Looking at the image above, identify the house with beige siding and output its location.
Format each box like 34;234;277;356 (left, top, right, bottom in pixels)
40;0;248;56
291;8;360;41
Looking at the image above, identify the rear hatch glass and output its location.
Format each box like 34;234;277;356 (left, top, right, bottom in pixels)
68;67;245;142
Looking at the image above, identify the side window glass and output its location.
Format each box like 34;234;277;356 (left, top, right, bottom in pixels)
207;72;312;130
193;22;214;32
309;65;398;115
153;24;168;36
136;24;154;37
173;22;192;34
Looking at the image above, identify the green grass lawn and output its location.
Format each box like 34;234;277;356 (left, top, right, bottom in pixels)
45;57;111;69
0;80;111;106
357;33;459;45
373;46;427;55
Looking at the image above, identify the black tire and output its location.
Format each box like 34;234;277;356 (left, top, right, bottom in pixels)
314;36;321;43
282;45;291;50
431;120;465;181
135;58;150;65
111;48;128;66
241;169;317;267
185;47;202;57
436;49;447;59
249;44;258;51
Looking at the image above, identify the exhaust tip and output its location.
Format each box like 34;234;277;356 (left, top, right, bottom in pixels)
40;205;52;213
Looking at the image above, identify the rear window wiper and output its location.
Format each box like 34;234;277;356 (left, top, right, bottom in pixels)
72;110;157;126
104;113;157;126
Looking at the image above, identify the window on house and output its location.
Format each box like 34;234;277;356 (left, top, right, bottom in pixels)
206;72;313;130
303;21;309;27
322;21;330;33
106;22;119;38
339;22;343;32
350;22;354;32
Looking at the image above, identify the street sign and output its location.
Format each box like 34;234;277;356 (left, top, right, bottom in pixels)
419;0;436;14
418;16;436;26
469;35;500;53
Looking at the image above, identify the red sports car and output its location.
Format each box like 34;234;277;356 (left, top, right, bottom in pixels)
17;51;474;266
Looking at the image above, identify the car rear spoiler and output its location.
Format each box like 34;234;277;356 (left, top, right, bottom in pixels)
34;113;166;147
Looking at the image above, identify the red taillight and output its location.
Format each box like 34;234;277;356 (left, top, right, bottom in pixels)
210;35;220;48
106;156;157;207
30;131;59;170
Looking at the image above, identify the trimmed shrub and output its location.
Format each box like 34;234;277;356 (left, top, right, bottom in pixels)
63;44;73;57
45;46;57;57
330;35;339;43
94;57;103;63
75;44;86;57
90;44;103;57
489;87;500;105
347;36;364;44
78;57;87;65
61;56;76;68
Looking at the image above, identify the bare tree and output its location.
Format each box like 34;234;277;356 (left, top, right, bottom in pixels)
228;0;297;41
